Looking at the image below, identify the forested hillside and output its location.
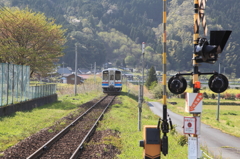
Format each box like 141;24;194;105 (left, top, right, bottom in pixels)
2;0;240;77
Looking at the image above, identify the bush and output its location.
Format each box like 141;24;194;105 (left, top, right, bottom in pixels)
203;92;208;99
151;83;163;99
149;81;158;90
178;135;188;146
211;93;216;99
224;93;232;99
236;93;240;99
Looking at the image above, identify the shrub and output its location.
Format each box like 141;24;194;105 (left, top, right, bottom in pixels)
178;135;188;146
149;81;158;90
151;83;163;99
203;92;208;99
235;93;240;99
211;93;216;99
224;93;232;99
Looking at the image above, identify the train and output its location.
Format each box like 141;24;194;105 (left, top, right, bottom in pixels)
102;68;122;94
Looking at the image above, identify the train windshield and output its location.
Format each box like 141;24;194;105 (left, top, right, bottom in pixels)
103;71;109;80
115;71;121;80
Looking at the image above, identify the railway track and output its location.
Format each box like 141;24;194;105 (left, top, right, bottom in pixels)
6;95;115;159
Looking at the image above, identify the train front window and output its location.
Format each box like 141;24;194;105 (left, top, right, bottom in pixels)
115;71;121;80
103;71;108;80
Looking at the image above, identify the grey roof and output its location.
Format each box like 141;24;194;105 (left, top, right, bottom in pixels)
57;68;72;74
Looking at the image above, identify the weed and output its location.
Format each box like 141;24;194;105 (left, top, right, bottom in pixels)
227;112;237;115
226;121;231;126
178;135;188;146
48;129;53;133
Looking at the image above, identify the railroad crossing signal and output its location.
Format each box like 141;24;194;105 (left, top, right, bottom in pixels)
208;73;228;93
168;75;187;95
194;30;232;63
167;72;229;94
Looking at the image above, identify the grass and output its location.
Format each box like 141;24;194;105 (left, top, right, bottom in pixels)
0;81;190;158
0;90;102;152
167;97;240;137
97;89;188;158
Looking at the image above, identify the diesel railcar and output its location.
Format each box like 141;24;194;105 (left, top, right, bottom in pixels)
102;68;122;94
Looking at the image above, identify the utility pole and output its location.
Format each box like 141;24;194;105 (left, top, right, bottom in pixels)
91;64;92;74
217;62;221;121
138;42;145;131
74;43;78;96
62;62;65;77
94;62;96;84
142;42;145;92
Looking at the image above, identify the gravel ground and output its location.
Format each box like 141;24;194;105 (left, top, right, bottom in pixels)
0;97;121;159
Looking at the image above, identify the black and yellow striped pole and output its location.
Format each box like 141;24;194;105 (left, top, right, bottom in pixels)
162;0;167;114
161;0;169;156
193;0;200;90
139;0;169;158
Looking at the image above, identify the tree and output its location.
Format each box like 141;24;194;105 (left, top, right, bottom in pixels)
125;55;135;67
122;59;126;68
0;7;66;76
145;66;158;89
115;60;121;67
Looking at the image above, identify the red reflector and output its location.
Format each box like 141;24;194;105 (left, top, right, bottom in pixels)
194;81;201;89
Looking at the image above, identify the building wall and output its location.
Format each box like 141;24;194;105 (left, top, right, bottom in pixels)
66;74;82;85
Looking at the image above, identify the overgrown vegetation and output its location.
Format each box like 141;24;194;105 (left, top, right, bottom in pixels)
167;97;240;137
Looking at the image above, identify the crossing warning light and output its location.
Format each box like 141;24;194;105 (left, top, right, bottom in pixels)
168;76;187;94
194;81;201;89
194;30;232;63
208;73;229;93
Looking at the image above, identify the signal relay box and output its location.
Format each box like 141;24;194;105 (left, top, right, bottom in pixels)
139;125;161;159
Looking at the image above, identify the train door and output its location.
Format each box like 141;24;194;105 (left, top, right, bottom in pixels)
109;70;115;88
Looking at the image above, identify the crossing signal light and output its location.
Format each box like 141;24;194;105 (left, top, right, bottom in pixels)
208;74;228;93
194;30;232;63
168;76;187;94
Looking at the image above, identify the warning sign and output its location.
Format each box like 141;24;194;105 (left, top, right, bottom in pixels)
183;117;196;134
185;93;203;113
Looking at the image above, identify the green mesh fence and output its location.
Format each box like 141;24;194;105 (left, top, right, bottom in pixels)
0;63;56;106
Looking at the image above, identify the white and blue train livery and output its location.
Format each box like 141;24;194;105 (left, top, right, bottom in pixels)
102;68;122;94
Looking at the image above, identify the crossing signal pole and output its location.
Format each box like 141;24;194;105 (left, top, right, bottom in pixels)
167;1;231;158
193;0;200;93
139;0;172;158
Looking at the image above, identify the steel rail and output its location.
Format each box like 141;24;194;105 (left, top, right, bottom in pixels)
70;95;116;159
27;95;108;159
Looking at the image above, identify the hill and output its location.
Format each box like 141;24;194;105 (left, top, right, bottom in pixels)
3;0;240;77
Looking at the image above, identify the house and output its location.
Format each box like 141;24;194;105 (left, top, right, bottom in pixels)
66;74;84;85
57;67;72;75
